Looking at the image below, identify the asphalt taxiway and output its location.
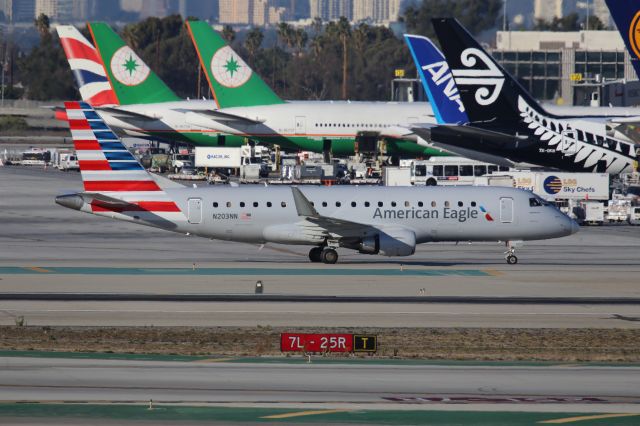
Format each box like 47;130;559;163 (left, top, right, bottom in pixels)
1;166;639;328
1;356;639;414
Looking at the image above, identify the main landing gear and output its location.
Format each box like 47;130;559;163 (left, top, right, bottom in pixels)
309;246;338;264
504;241;518;265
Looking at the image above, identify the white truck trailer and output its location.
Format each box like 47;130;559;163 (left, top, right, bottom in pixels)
505;172;610;202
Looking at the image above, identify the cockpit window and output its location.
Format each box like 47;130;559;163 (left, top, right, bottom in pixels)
529;197;549;207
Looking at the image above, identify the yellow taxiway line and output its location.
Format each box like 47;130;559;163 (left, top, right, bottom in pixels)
540;413;640;424
261;409;348;419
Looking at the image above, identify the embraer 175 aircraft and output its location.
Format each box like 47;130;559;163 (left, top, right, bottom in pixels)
55;101;578;264
405;19;638;175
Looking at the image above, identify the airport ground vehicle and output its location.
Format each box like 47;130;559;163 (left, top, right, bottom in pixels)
171;153;194;174
59;153;79;171
630;207;640;225
20;148;49;166
503;172;609;202
55;102;578;265
421;157;509;185
576;201;605;226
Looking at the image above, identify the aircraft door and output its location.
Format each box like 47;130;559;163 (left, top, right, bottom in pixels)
188;198;202;224
295;116;306;134
561;130;577;155
500;197;514;223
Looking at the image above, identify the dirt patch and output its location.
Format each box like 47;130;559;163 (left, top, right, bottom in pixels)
1;326;639;362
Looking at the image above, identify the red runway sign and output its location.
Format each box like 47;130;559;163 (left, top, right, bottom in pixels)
281;333;353;353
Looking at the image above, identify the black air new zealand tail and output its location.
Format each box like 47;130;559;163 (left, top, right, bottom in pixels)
425;18;637;175
431;18;546;124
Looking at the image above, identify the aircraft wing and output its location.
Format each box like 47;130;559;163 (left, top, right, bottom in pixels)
290;187;375;238
608;116;640;125
411;124;533;167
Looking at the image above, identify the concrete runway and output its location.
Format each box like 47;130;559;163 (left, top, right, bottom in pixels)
1;356;639;413
1;166;639;328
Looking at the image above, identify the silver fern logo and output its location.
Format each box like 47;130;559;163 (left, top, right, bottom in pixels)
517;96;634;174
451;48;504;106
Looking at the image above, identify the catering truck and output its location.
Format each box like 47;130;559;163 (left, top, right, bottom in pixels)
497;172;609;201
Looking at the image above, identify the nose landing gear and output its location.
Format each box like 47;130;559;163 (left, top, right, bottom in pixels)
504;241;518;264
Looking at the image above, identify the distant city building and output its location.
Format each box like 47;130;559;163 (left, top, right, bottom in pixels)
35;0;73;21
219;0;286;25
1;0;35;22
352;0;400;23
591;0;611;28
219;0;250;24
534;0;569;22
178;0;217;21
140;0;178;19
120;0;143;13
310;0;352;22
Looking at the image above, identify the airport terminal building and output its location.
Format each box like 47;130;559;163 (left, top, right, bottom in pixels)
492;30;639;106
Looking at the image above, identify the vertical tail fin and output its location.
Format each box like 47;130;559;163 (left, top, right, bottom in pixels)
64;101;184;221
56;26;119;106
431;18;547;124
87;22;181;105
404;34;469;125
185;20;284;108
605;0;640;79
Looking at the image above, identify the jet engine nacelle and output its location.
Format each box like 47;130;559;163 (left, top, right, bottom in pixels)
358;229;416;257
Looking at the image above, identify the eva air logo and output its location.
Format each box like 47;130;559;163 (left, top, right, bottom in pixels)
210;46;252;88
110;46;150;86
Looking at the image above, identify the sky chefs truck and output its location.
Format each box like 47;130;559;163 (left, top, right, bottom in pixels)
504;172;609;225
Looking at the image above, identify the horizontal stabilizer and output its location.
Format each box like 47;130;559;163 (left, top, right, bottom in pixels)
411;125;522;167
96;107;159;122
183;109;265;124
79;192;137;208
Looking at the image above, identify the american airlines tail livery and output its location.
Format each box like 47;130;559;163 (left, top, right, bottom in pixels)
56;102;578;264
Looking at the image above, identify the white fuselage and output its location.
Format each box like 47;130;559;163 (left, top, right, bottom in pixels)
72;185;576;248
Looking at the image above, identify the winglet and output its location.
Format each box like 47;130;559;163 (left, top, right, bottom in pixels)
291;187;318;217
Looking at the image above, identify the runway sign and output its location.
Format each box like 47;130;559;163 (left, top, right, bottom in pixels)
281;333;353;352
353;335;377;352
280;333;377;353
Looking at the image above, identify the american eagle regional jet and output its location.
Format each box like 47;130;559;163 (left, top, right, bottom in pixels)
56;102;578;264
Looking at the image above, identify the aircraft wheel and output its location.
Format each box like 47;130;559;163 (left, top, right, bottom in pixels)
321;248;338;264
506;254;518;265
309;247;323;263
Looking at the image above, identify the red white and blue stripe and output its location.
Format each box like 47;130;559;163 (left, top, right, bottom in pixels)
65;101;184;219
57;26;118;106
